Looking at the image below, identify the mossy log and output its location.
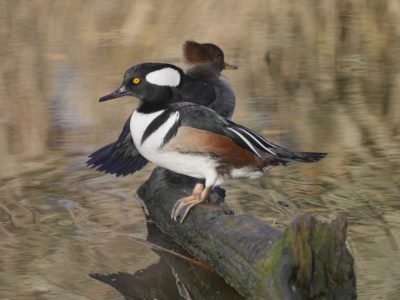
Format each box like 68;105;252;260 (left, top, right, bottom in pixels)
137;168;356;300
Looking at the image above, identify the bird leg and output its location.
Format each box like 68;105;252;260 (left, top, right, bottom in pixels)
171;183;211;223
171;182;203;220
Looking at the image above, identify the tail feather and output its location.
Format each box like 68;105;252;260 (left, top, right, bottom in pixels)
275;150;327;163
226;121;327;163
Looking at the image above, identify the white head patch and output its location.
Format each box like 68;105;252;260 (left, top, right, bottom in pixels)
145;67;181;87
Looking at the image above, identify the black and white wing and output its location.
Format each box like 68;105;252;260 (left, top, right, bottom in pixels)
225;120;327;162
87;116;148;176
173;103;327;163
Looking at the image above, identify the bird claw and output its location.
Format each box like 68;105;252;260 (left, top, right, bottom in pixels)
171;195;192;220
171;183;205;223
171;196;203;223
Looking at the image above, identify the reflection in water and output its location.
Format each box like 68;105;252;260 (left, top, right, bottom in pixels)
90;224;243;300
1;0;400;299
91;271;183;300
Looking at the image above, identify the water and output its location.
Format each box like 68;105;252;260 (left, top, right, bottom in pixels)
1;1;400;299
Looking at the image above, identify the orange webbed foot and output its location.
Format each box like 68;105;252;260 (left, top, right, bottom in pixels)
171;183;205;223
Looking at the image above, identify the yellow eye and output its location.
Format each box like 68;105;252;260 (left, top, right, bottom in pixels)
132;77;141;85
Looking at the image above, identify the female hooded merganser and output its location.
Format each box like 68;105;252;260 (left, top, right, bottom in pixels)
87;41;237;176
181;40;237;119
94;62;327;222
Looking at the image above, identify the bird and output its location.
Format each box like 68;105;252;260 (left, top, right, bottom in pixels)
87;41;237;177
181;40;237;119
93;62;327;223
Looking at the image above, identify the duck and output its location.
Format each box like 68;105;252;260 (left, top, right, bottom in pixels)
181;40;237;119
94;62;327;222
87;41;237;176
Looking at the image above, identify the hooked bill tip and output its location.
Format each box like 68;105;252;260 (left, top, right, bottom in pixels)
98;85;128;102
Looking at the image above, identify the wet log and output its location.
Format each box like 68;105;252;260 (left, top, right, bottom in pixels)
137;167;356;300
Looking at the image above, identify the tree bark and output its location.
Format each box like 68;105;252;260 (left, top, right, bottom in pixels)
137;167;356;300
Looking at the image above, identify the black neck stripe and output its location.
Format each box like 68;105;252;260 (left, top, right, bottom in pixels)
141;110;181;146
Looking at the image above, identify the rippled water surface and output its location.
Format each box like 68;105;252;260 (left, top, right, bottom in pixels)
1;1;400;299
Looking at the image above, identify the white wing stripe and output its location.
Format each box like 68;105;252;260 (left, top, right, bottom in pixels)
236;127;276;155
236;126;277;148
227;128;261;157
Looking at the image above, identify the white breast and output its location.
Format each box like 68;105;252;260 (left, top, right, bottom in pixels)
130;110;175;150
130;110;218;185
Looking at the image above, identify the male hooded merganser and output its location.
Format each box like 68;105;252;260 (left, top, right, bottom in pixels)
87;41;237;176
93;62;327;222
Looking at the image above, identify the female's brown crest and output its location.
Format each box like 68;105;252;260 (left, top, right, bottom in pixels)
183;41;217;64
